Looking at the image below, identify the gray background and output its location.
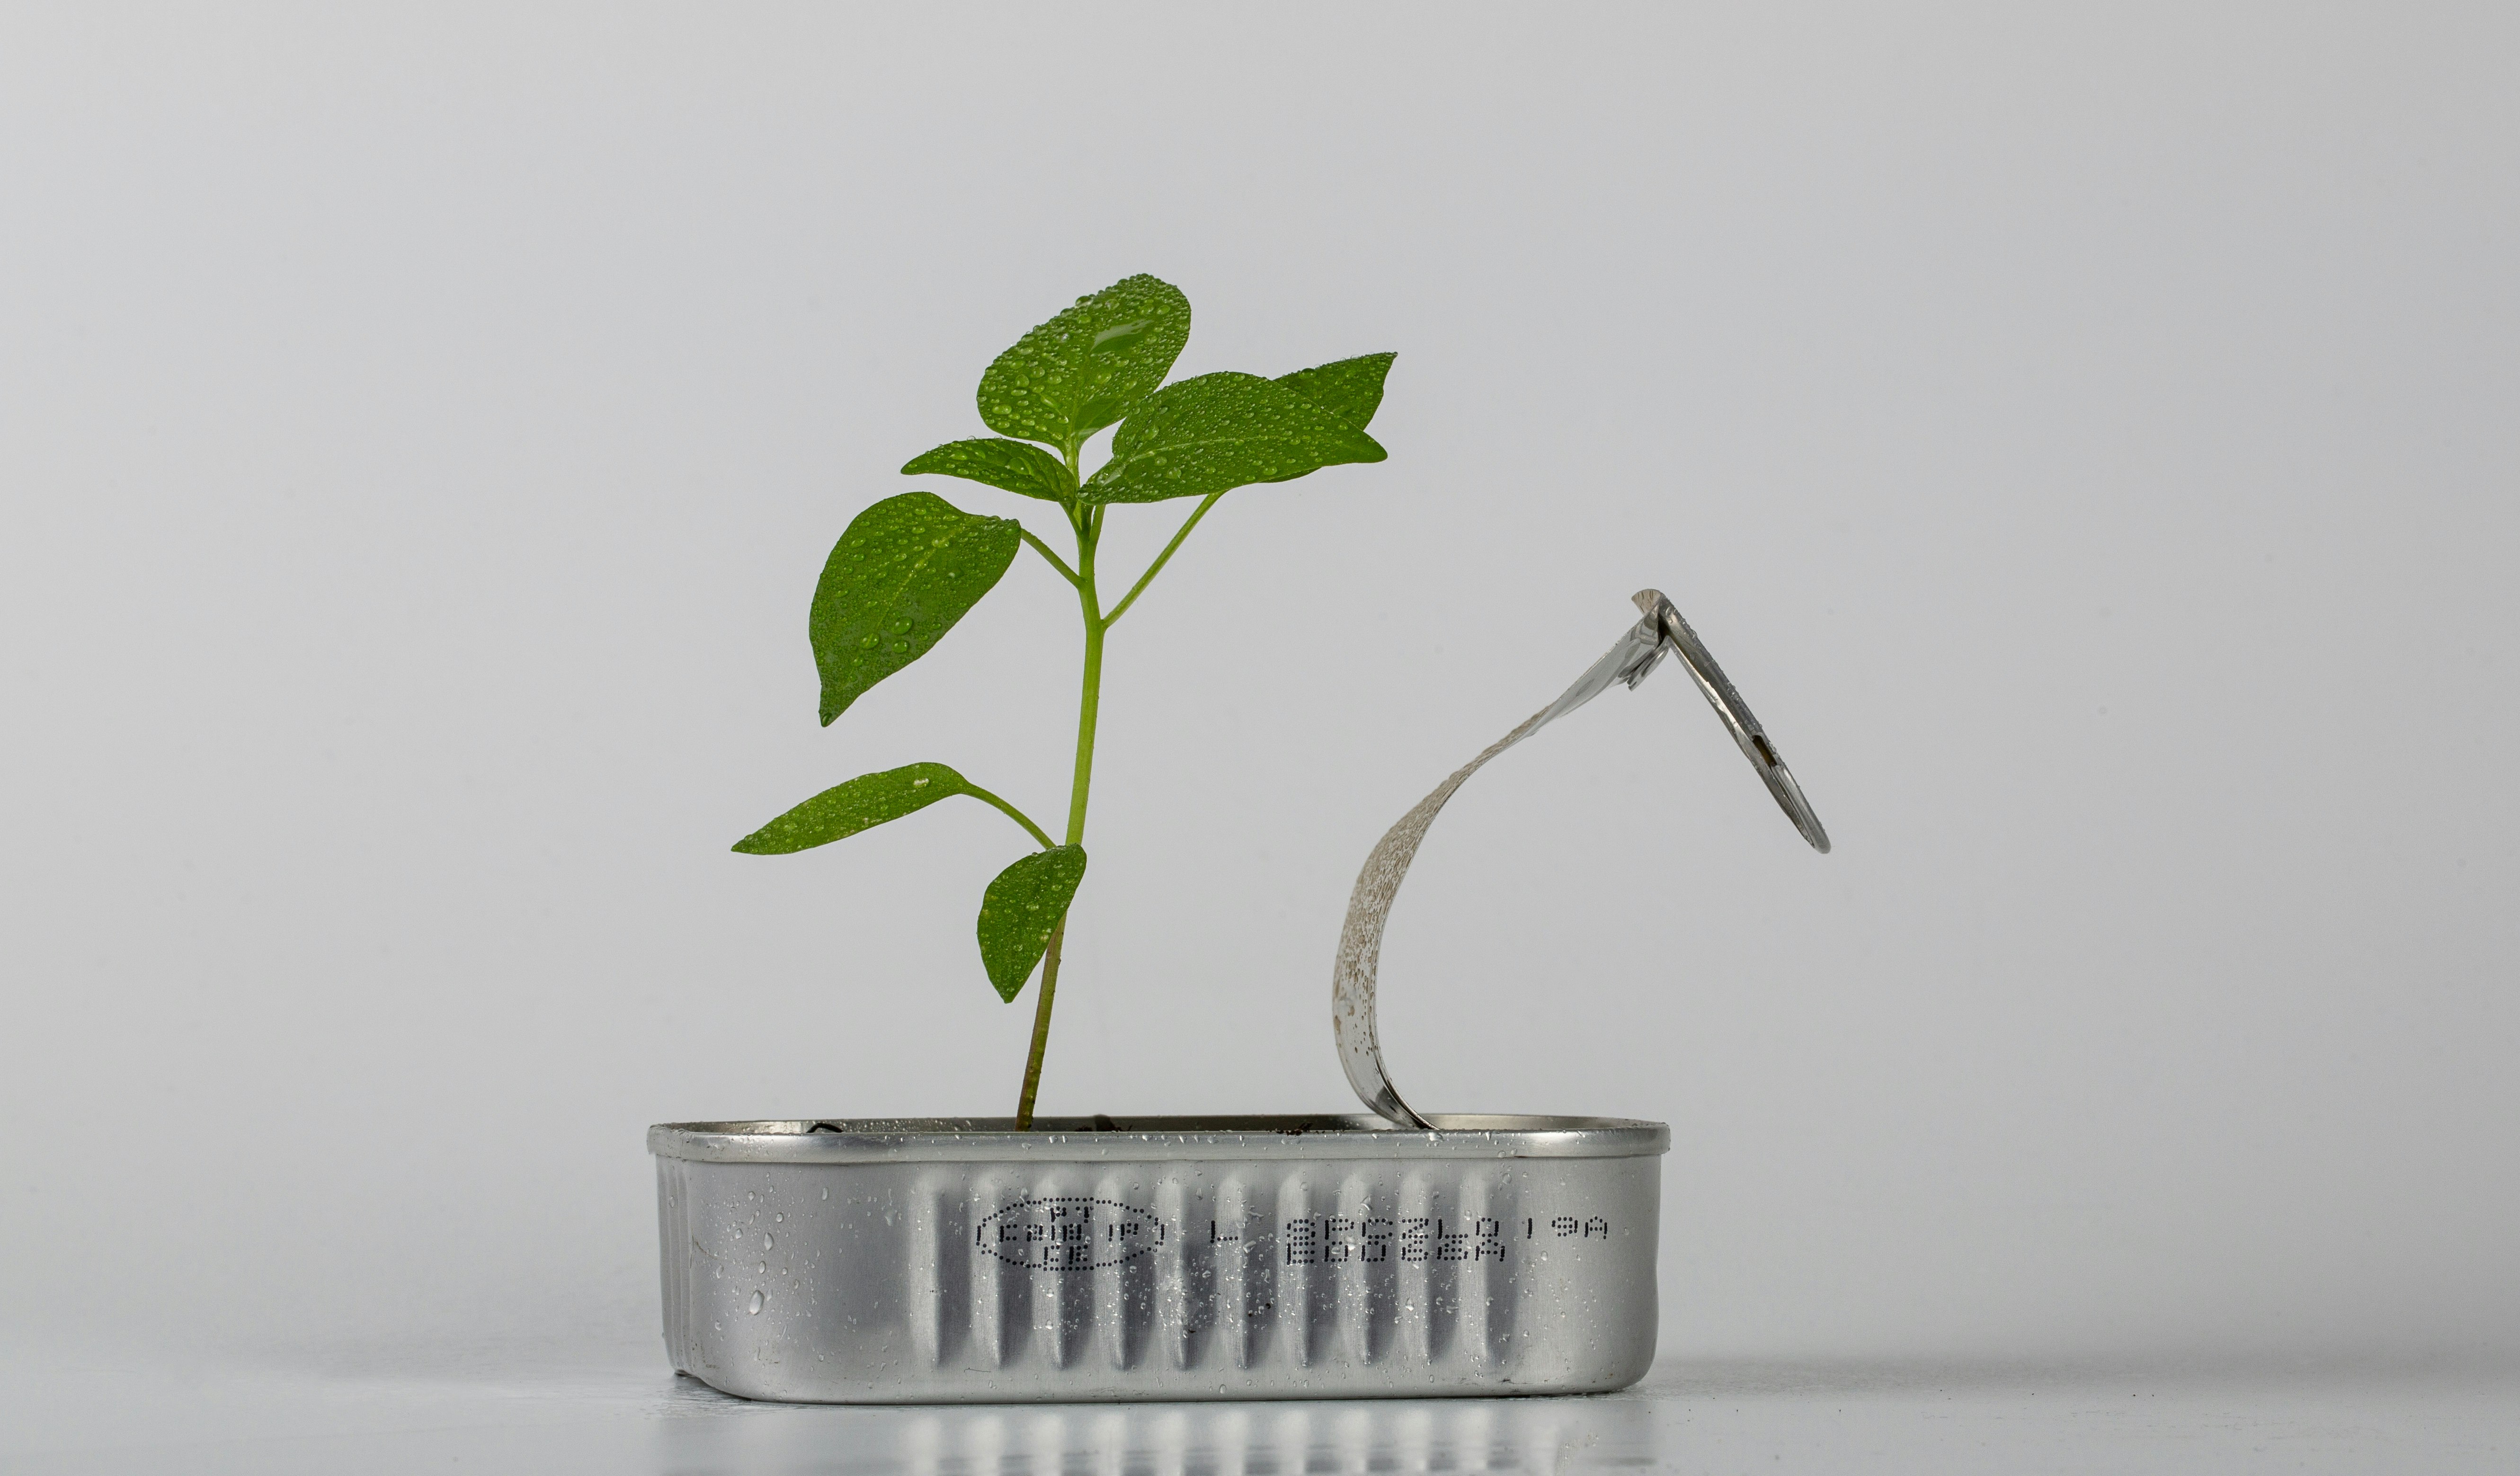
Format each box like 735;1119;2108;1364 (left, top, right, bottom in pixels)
4;2;2513;1378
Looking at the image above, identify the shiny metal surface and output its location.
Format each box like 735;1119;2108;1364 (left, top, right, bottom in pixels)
1334;591;1833;1128
651;1116;1665;1404
1634;589;1832;854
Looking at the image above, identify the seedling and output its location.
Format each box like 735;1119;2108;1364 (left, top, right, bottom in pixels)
735;275;1393;1127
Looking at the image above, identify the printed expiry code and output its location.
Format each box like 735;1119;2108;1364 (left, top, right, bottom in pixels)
1281;1217;1505;1265
972;1199;1614;1272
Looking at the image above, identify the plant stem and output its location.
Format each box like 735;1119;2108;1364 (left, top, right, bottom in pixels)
1106;491;1224;624
1062;519;1107;846
1016;525;1080;585
960;783;1054;849
1016;469;1108;1128
1016;918;1065;1125
1011;470;1222;1122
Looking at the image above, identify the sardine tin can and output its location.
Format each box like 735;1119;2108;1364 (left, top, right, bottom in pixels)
650;1114;1667;1404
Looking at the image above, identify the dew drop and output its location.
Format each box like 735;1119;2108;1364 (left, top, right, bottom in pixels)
763;1232;776;1250
748;1291;766;1315
774;1212;784;1223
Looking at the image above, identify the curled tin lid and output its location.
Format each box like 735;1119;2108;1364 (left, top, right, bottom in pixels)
1331;589;1831;1128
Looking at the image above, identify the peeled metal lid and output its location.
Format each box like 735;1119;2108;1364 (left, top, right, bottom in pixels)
1331;589;1831;1129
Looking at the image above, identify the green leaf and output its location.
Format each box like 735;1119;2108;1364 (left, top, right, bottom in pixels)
810;492;1019;725
1273;352;1396;432
901;438;1077;505
976;845;1088;1002
732;763;968;854
977;275;1191;451
1080;372;1387;505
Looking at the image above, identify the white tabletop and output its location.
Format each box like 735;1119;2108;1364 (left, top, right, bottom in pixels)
7;1338;2512;1474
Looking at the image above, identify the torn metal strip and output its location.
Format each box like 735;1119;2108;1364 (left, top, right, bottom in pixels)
1332;589;1830;1128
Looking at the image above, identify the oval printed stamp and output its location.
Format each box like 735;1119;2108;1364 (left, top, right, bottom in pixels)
975;1196;1167;1271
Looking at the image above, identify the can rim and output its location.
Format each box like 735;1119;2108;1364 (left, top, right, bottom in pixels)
648;1114;1668;1164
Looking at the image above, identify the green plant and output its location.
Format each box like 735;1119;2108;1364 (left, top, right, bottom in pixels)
735;275;1393;1127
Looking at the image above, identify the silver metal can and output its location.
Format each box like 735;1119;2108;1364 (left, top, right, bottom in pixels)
650;1114;1667;1403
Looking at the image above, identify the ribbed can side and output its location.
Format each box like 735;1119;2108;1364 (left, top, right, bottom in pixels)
653;1157;691;1373
657;1131;1659;1403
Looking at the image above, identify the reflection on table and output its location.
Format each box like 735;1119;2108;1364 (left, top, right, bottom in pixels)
654;1387;1657;1474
